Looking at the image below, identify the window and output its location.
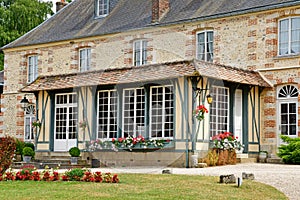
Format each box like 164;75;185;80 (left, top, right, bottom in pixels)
210;86;229;137
79;48;91;72
133;40;147;66
197;31;214;62
28;55;38;83
96;0;109;17
122;88;145;137
150;85;174;138
279;17;300;55
24;105;36;141
277;85;298;137
278;85;299;98
97;90;118;139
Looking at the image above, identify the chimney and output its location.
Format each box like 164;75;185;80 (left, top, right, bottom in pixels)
152;0;170;23
56;0;67;12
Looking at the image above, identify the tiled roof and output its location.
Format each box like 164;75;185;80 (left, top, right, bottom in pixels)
20;60;270;92
194;60;271;87
3;0;300;49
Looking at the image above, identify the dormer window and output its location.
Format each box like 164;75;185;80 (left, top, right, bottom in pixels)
96;0;109;17
79;48;91;72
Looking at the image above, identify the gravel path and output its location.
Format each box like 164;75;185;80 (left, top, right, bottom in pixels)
88;163;300;200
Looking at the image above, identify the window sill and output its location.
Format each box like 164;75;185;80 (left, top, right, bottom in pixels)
273;53;300;60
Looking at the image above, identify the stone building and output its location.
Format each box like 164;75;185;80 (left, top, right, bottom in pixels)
1;0;300;167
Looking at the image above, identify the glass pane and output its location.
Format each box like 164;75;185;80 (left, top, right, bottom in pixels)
281;125;288;135
281;104;288;113
289;103;296;113
290;114;296;124
280;19;289;31
290;125;297;135
292;18;300;29
281;114;288;124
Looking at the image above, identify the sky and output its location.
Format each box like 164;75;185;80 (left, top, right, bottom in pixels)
41;0;59;12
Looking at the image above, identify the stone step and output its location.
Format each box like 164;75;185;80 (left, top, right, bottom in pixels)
266;157;284;164
237;157;257;163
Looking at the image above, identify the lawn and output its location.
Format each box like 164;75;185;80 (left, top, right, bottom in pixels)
0;174;287;200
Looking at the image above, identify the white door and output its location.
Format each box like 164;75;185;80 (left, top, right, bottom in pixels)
234;90;243;152
54;93;78;152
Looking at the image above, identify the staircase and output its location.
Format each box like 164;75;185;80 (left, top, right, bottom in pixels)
12;152;91;170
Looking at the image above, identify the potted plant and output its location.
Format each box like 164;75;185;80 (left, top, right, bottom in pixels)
258;151;268;163
69;147;80;165
22;147;35;163
15;139;25;161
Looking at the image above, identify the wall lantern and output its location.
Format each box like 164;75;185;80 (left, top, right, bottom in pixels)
20;95;29;110
192;86;213;105
206;94;213;104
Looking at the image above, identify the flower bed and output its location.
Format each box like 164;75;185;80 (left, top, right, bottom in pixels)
0;166;119;183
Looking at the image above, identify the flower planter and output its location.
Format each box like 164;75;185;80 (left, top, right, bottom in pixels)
258;151;268;163
70;157;79;165
212;148;237;166
23;156;32;163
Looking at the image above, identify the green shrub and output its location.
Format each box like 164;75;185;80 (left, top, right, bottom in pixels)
0;136;16;174
69;147;80;157
278;135;300;164
65;168;85;181
24;142;35;151
22;147;35;158
15;139;25;155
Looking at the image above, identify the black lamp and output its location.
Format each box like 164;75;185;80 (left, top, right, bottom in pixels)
206;94;213;104
20;96;29;110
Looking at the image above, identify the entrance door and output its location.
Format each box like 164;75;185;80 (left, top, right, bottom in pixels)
54;93;78;152
234;89;243;152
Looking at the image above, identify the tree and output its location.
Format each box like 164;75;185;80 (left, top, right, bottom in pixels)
0;0;53;70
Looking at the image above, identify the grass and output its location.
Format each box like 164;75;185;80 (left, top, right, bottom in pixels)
0;174;287;200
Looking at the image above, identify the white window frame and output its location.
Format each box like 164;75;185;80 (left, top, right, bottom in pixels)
133;40;147;66
278;17;300;56
24;105;36;142
196;30;214;62
149;85;174;139
122;88;145;137
79;48;91;72
28;55;38;83
277;85;299;139
96;0;109;17
209;86;229;137
54;93;78;140
97;90;118;139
